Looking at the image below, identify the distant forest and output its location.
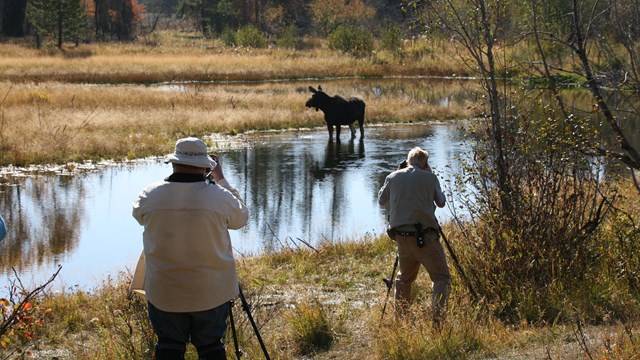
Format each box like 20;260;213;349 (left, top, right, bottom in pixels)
0;0;406;44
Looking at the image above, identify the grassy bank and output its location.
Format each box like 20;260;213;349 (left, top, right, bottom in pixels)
3;231;638;359
0;32;478;167
0;79;478;167
0;32;469;84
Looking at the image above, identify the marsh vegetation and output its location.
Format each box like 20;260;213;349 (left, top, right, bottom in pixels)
2;0;640;358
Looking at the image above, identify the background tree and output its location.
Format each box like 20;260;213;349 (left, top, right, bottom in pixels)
94;0;144;40
0;0;4;41
418;0;515;214
518;0;640;187
26;0;55;47
271;0;310;34
140;0;179;32
406;0;622;324
178;0;239;36
26;0;89;47
1;0;28;38
309;0;376;36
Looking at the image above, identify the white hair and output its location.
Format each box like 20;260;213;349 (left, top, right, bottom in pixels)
407;147;429;168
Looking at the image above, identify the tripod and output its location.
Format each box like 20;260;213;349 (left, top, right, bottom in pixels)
438;225;477;301
380;255;398;321
228;285;271;360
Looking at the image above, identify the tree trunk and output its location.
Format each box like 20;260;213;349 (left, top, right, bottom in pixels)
571;0;640;170
94;0;99;39
57;0;63;48
0;0;5;41
478;0;512;215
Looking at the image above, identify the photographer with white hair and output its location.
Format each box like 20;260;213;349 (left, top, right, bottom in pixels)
132;137;248;360
378;146;450;325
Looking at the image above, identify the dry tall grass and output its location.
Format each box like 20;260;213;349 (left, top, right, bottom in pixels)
18;234;638;359
0;79;478;166
0;32;477;166
0;32;469;84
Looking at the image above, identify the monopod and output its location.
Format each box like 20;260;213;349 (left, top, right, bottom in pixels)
228;284;271;360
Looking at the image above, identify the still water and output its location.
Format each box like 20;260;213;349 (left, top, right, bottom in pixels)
0;123;468;291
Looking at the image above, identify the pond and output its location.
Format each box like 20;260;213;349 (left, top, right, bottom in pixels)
0;122;469;291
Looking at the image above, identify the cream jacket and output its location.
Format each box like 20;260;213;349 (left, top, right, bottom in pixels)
132;177;248;312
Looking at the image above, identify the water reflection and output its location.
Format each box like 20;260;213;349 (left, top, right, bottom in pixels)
310;139;365;180
223;134;379;255
0;176;85;272
0;124;467;290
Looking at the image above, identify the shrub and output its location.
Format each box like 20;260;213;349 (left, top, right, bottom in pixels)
276;24;303;49
236;25;267;48
220;26;236;47
381;23;404;58
449;91;633;325
287;301;334;355
328;24;373;58
0;268;60;356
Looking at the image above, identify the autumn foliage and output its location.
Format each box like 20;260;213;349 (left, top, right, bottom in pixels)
0;268;59;356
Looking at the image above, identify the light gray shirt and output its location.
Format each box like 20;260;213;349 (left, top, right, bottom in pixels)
377;166;445;231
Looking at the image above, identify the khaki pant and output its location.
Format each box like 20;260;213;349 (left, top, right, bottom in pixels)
394;231;451;323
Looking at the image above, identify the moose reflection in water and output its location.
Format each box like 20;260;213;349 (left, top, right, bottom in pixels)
310;138;366;180
0;124;471;290
305;85;366;141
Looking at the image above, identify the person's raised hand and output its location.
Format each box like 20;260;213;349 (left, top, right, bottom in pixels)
209;154;224;181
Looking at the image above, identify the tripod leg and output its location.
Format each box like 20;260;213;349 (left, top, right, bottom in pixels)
228;301;242;359
238;286;271;360
381;255;398;321
438;226;478;301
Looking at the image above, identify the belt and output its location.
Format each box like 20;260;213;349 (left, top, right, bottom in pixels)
395;228;438;237
396;230;418;237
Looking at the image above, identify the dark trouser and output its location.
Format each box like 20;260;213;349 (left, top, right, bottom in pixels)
148;301;230;360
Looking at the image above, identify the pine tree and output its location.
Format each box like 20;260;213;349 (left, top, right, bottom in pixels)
26;0;88;47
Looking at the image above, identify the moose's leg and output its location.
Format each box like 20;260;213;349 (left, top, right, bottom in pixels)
349;123;356;139
326;124;334;138
359;106;366;138
335;125;341;140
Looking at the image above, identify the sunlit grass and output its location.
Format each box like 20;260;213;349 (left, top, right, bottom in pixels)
286;300;336;356
12;233;635;359
0;80;478;166
0;32;479;166
0;32;470;84
35;273;155;359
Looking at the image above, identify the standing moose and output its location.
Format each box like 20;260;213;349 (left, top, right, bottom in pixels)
305;85;365;140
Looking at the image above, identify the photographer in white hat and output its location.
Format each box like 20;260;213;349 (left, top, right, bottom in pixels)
132;137;248;360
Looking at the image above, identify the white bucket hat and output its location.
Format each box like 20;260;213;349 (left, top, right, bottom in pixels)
164;137;217;169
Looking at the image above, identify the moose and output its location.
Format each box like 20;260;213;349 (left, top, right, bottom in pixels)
305;85;365;140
